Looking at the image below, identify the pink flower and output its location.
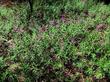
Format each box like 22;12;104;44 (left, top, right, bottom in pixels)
61;14;65;21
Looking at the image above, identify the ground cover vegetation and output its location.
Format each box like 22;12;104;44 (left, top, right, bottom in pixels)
0;0;110;82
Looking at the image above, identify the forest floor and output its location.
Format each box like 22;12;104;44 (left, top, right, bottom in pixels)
0;1;110;82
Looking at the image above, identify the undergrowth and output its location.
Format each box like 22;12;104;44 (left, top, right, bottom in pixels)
0;0;110;82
